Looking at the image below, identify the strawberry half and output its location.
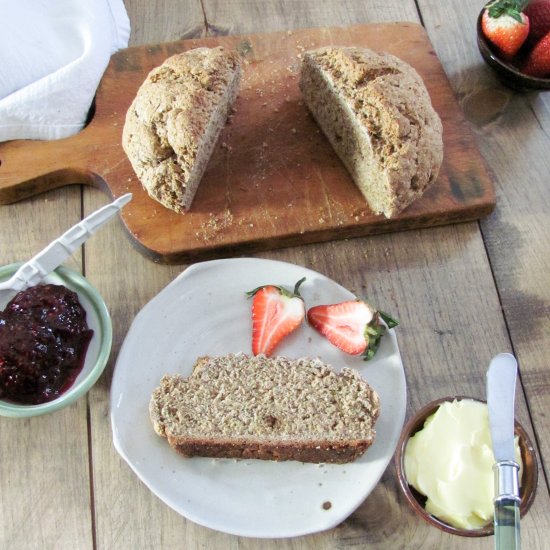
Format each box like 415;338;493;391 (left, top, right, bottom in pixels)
482;1;530;57
247;277;306;356
523;30;550;76
307;300;398;361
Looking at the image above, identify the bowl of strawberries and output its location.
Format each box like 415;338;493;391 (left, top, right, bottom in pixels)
478;0;550;90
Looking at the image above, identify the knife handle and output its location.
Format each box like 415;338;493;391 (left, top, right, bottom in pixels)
494;498;521;550
494;461;521;550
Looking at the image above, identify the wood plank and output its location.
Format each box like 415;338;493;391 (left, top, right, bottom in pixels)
85;3;207;549
417;0;550;540
419;0;550;487
0;188;94;550
0;23;495;263
85;1;548;549
202;0;421;31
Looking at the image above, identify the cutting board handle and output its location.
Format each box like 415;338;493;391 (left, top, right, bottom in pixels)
0;131;101;204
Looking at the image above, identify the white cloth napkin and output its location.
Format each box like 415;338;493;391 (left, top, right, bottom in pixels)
0;0;130;142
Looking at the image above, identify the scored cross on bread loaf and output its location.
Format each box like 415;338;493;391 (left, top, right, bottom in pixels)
149;354;380;464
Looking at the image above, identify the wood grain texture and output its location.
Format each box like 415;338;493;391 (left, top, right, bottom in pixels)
0;24;495;263
418;0;550;539
0;189;93;550
85;4;207;550
85;0;546;549
2;0;549;549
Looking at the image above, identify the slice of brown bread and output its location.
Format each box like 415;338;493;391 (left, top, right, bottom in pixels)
150;354;380;464
300;47;443;218
122;47;242;213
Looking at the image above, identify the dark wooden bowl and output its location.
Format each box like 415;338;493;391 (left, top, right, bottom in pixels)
394;396;539;537
477;9;550;91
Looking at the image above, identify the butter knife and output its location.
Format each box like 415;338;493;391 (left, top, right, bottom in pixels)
487;353;521;550
0;193;132;300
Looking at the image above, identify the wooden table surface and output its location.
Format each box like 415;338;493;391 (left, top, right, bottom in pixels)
1;1;549;548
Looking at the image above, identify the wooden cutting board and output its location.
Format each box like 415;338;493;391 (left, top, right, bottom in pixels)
0;23;495;263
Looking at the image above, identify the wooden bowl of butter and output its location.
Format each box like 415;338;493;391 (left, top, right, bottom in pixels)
394;396;538;536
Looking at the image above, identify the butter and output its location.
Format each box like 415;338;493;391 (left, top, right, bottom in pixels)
404;399;522;530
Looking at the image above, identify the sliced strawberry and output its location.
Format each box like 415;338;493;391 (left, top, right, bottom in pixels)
247;277;306;356
307;300;398;360
523;30;550;76
482;1;530;57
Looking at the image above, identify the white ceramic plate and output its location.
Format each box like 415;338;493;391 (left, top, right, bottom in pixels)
111;258;406;538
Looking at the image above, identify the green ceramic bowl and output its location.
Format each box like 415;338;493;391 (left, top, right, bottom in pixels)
0;263;112;417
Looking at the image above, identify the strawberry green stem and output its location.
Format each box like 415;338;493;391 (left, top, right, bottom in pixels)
486;0;529;23
292;277;306;297
362;310;399;361
379;311;399;329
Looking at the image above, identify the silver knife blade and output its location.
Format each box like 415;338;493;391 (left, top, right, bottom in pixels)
487;353;518;462
487;353;521;550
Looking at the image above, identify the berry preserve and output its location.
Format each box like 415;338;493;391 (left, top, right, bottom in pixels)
0;284;93;405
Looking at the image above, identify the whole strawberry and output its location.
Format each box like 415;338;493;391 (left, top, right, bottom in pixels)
482;0;530;57
523;30;550;76
524;0;550;47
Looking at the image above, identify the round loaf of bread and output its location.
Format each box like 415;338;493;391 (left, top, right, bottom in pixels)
300;47;443;218
122;47;242;213
150;353;380;464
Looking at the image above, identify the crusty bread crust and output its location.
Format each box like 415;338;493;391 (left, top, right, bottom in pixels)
300;47;443;218
122;47;242;213
167;437;372;464
150;354;380;464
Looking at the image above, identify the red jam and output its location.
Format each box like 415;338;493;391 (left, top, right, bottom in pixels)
0;284;93;405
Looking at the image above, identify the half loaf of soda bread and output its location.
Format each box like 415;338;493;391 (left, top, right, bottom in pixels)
123;47;242;213
300;47;443;218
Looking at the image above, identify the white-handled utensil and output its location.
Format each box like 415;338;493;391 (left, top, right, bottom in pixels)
487;352;521;550
0;193;132;302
